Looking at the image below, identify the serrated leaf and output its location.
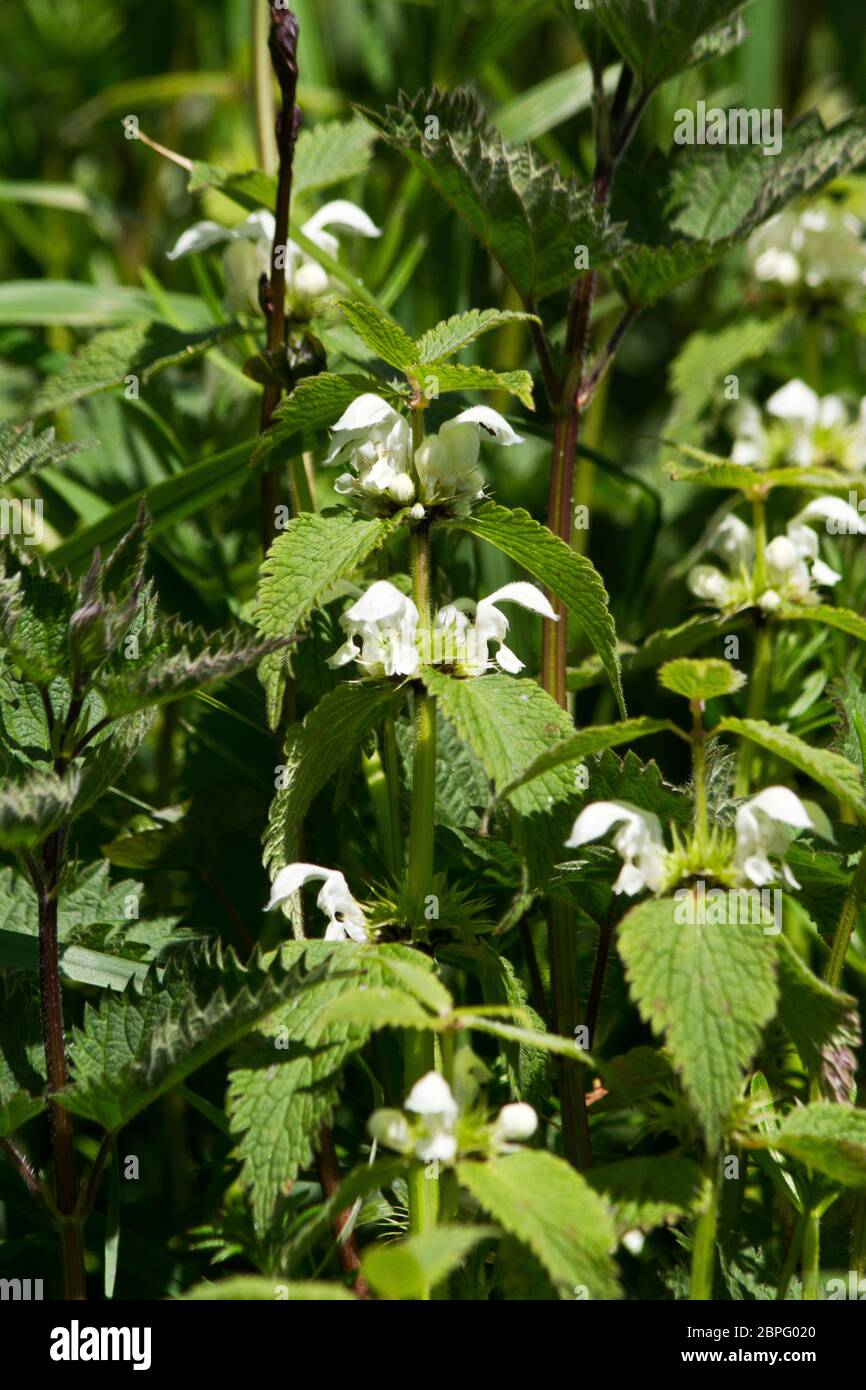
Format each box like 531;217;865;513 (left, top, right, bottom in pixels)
668;315;790;438
421;669;577;883
361;88;623;303
0;768;79;850
310;986;439;1035
336;299;416;371
0;976;46;1140
257;373;392;460
447;503;624;715
751;1103;866;1190
293;118;378;197
618;896;778;1147
659;657;746;701
58;941;333;1132
777;937;860;1103
457;1152;620;1299
586;1156;704;1237
32;320;244;416
255;509;400;642
361;1225;496;1300
615;110;866;308
716;717;866;819
497;717;679;800
264;680;397;877
422;362;534;409
592;0;746;89
0;421;91;486
229;943;438;1225
666;452;848;494
415;309;538;364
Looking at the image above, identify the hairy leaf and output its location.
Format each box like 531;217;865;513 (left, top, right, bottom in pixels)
717;717;866;819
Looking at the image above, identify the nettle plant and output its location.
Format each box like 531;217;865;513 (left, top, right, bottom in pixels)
3;1;866;1303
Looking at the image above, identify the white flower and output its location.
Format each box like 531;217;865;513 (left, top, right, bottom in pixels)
414;406;521;512
747;201;866;306
728;380;866;474
566;801;667;896
734;787;834;889
404;1071;459;1163
329;398;524;514
327;579;420;678
264;862;369;942
492;1102;538;1147
327;395;416;506
446;581;558;676
167;199;380;316
367;1109;413;1153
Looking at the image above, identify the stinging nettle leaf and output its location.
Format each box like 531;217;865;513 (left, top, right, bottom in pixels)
749;1102;866;1191
659;657;746;702
618;895;778;1147
716;717;866;820
414;308;539;365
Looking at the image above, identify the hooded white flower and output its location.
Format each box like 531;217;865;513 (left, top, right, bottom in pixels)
328;397;524;514
414;407;523;513
729;380;866;474
436;581;557;676
327;395;415;506
491;1102;538;1146
167;199;380;316
264;862;369;942
404;1071;459;1163
566;801;668;896
734;787;834;889
747;201;866;306
688;496;857;613
327;579;420;678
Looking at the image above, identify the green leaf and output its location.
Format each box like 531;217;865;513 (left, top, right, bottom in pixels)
586;1156;704;1237
361;1225;497;1300
229;943;438;1225
0;976;46;1140
96;619;285;716
666;450;848;495
294;117;378;197
32;320;244;416
414;309;538;364
593;1;746;89
568;614;746;693
446;503;624;715
716;717;866;820
0;768;79;850
777;937;860;1104
257;373;392;460
457;1152;620;1299
264;680;398;877
455;1013;590;1063
751;1103;866;1191
777;604;866;645
310;986;439;1034
421;669;577;882
336;299;417;371
0;280;208;328
422;362;534;409
0;926;150;992
360;89;622;303
659;657;746;702
255;509;400;641
618;896;778;1146
496;717;679;800
180;1277;356;1301
58;942;332;1132
615;110;866;308
0;421;92;486
668;315;790;438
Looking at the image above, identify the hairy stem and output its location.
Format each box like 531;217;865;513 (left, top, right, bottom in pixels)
256;5;301;553
735;620;772;798
37;827;86;1299
690;1160;720;1300
801;1211;820;1300
550;900;592;1170
690;699;709;858
824;844;866;990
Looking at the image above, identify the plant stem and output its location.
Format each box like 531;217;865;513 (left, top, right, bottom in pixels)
690;1159;720;1300
690;699;709;857
407;501;436;928
256;5;301;553
851;1193;866;1279
776;1206;807;1300
823;844;866;990
735;620;772;798
314;1126;372;1298
37;827;86;1299
550;900;592;1170
802;1211;820;1300
250;0;276;173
